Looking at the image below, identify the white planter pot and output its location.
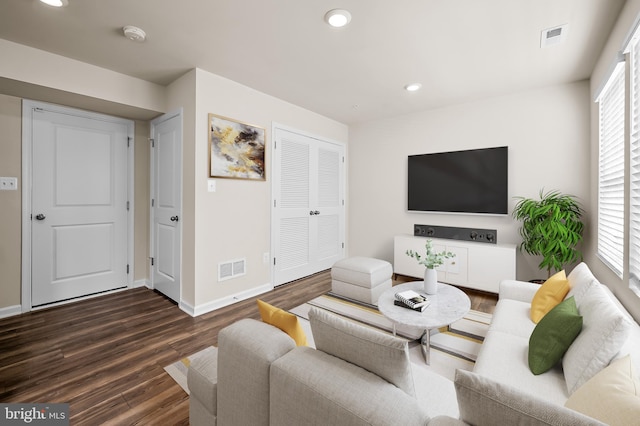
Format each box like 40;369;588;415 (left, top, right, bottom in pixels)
424;268;438;295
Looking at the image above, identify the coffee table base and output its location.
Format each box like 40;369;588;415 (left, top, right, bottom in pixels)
392;324;433;365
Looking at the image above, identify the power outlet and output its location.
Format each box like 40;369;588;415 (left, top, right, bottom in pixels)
0;177;18;191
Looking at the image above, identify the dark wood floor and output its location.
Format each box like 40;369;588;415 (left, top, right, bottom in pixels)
0;270;496;425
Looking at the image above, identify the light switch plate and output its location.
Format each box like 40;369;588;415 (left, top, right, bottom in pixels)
207;180;216;192
0;177;18;190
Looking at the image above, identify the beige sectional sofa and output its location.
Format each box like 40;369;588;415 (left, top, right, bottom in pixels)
188;262;638;425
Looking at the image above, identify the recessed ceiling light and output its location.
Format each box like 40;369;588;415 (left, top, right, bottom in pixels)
404;83;422;92
325;9;352;28
123;25;147;42
39;0;68;7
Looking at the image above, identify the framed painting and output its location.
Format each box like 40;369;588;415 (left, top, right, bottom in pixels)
208;114;266;180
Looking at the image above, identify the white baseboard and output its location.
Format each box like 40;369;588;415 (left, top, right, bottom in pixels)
181;283;273;317
134;279;151;289
0;305;22;319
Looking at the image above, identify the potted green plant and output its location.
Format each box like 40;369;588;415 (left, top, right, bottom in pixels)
512;189;585;279
406;239;455;294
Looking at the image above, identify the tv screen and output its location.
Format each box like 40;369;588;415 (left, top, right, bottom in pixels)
408;146;508;215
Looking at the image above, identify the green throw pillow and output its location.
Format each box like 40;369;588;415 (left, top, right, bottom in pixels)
528;296;583;375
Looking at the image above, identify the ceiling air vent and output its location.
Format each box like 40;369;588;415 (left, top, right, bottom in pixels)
540;24;569;48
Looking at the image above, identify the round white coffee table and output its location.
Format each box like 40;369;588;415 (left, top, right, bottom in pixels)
378;281;471;365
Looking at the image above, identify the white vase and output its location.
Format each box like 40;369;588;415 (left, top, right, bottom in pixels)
424;268;438;295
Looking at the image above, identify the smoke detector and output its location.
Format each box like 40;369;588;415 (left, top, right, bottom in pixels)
123;25;147;42
540;24;569;48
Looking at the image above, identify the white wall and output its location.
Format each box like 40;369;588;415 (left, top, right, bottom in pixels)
589;0;640;320
349;81;591;282
176;68;348;313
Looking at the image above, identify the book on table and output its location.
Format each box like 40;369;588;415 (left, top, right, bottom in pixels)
394;289;430;311
393;299;430;312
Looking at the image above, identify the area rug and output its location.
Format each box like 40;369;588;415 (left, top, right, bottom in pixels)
290;293;492;380
164;346;217;394
165;293;492;393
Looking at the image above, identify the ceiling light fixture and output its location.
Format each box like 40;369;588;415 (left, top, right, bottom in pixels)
123;25;147;42
39;0;68;7
404;83;422;92
324;9;352;28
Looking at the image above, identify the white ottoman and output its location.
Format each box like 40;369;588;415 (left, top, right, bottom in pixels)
331;257;393;305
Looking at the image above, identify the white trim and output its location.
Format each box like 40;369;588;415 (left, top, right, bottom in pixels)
622;11;640;54
0;305;22;319
595;56;626;103
21;100;135;312
181;282;272;317
134;278;152;289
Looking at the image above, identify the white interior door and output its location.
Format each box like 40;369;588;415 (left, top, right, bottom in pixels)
272;127;345;285
30;105;131;307
150;112;182;303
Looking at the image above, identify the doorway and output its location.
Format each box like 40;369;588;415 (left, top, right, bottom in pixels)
271;125;345;286
150;111;182;303
22;101;134;309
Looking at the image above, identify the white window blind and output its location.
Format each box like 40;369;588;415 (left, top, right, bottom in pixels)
597;62;625;278
629;34;640;295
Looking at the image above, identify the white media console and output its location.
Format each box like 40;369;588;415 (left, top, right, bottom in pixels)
393;234;516;294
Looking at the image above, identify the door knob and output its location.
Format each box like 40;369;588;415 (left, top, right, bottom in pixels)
314;210;320;215
35;214;46;220
170;216;179;222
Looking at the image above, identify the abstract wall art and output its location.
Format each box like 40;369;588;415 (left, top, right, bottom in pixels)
208;114;266;180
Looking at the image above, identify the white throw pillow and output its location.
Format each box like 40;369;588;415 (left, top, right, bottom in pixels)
565;355;640;426
563;282;632;394
565;262;597;306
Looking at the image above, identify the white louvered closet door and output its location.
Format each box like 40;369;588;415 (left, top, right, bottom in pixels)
272;128;345;286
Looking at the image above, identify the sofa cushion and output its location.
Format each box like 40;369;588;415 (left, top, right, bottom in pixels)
530;270;570;323
563;282;633;394
487;298;536;339
528;296;583;375
474;329;570;403
308;307;416;396
565;355;640;426
270;347;429;425
257;299;307;346
454;370;606;426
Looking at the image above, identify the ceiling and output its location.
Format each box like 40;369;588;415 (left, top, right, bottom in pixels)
0;0;626;124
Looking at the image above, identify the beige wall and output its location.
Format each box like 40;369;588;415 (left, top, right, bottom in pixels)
0;96;152;312
0;41;161;313
349;81;591;283
589;0;640;320
0;39;165;116
0;94;22;310
168;68;348;311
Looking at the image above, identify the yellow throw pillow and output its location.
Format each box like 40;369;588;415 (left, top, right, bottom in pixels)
565;355;640;426
256;299;307;346
530;270;570;323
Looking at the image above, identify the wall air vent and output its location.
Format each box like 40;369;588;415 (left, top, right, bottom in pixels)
218;258;247;282
541;24;569;48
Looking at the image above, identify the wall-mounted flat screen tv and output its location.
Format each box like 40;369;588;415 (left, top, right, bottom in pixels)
408;146;508;215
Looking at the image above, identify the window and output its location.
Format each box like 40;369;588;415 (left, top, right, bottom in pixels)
597;62;625;278
629;31;640;295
